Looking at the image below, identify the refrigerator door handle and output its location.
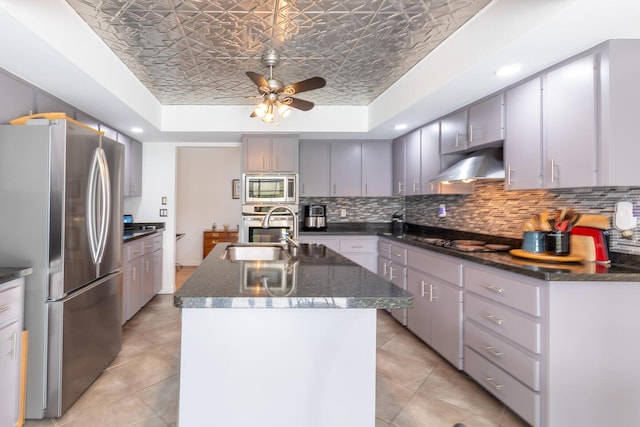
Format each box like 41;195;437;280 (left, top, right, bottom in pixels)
86;147;111;264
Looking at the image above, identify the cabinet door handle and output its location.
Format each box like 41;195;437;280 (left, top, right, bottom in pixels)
389;266;394;280
482;314;503;325
420;280;427;297
302;183;305;195
483;377;503;390
262;156;266;170
131;266;137;281
429;283;435;302
0;305;9;314
550;158;557;183
482;345;503;358
398;181;403;194
8;331;17;360
412;179;418;193
382;262;388;277
507;165;513;186
455;132;460;147
275;157;279;170
333;184;337;195
484;284;504;294
469;125;474;143
365;184;368;195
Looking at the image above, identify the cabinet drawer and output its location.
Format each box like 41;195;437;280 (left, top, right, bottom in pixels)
377;241;391;259
465;293;541;353
465;320;540;390
464;265;541;316
0;285;21;325
125;240;144;261
390;245;407;265
339;238;376;253
465;347;540;427
144;234;163;253
408;249;460;285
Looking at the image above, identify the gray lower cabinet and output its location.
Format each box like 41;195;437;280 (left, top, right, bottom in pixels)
377;238;408;325
406;248;463;369
0;277;24;427
123;233;163;324
463;264;543;426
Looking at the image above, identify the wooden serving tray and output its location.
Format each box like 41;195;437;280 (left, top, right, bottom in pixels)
509;249;584;263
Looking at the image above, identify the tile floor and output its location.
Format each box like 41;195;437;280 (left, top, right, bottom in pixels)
24;267;529;427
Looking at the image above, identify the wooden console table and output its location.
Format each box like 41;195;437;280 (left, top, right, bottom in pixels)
203;229;238;258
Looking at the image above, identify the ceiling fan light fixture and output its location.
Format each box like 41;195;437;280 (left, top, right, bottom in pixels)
277;101;292;118
254;102;268;118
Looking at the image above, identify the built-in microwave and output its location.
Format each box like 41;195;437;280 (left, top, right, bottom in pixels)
243;173;298;204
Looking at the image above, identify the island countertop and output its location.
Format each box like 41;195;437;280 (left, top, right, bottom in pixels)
174;243;414;310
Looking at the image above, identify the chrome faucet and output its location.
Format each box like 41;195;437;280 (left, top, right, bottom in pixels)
262;205;300;248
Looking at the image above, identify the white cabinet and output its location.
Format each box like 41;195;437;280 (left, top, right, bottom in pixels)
392;136;405;195
504;77;543;190
123;232;164;323
243;135;299;173
406;248;463;368
120;133;143;197
299;141;330;196
330;142;361;196
361;141;392;196
463;264;543;426
299;140;392;197
377;238;408;325
0;277;24;427
299;235;377;273
404;129;421;195
543;53;598;188
440;110;468;154
468;93;504;148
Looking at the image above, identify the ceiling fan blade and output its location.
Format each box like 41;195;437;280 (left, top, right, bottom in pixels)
246;71;270;93
283;77;326;95
285;97;315;111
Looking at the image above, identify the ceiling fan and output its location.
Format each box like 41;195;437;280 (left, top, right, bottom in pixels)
246;49;326;123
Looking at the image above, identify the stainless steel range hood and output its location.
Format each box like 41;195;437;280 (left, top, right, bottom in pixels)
430;147;505;183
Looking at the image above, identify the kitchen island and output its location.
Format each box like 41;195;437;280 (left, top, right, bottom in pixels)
173;243;413;427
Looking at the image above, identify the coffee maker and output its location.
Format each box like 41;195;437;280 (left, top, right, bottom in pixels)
303;204;327;231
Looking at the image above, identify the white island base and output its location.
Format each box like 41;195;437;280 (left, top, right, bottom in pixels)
178;308;377;427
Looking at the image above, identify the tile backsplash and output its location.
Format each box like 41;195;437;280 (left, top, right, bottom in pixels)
302;183;640;255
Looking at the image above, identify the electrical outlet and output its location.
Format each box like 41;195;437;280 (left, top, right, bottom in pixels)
340;208;347;217
159;208;168;217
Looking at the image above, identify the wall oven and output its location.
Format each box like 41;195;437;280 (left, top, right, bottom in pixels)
243;173;298;204
241;204;297;243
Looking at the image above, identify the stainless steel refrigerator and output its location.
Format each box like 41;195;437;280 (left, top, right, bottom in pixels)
0;117;123;418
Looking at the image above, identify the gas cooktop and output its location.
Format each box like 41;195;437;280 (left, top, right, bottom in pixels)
409;236;511;252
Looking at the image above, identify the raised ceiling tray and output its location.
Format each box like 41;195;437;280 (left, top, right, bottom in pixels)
509;249;584;263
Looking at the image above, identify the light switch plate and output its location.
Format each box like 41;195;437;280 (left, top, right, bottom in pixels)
614;201;637;230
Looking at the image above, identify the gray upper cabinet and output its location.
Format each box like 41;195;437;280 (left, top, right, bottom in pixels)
330;142;361;196
299;141;330;197
543;53;598;188
392;136;406;195
243;135;299;173
404;129;421;195
361;141;392;197
504;77;543;190
119;133;143;197
420;122;441;195
468;93;504;148
440;110;468;154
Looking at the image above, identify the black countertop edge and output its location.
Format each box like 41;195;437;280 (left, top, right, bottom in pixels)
123;228;163;243
379;232;640;282
300;222;393;235
0;267;33;285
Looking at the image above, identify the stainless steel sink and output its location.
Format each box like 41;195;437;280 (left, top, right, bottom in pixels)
221;244;288;261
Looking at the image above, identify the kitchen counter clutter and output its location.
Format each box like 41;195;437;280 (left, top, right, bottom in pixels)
173;243;413;427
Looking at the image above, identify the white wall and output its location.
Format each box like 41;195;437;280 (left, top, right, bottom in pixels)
123;142;241;293
176;147;242;266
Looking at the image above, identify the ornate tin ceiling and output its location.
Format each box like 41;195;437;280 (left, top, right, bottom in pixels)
65;0;492;106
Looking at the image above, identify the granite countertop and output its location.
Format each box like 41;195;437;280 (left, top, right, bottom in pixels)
174;243;414;310
123;222;166;243
0;267;33;285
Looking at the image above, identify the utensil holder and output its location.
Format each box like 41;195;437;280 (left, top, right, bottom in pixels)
522;231;546;253
546;231;570;255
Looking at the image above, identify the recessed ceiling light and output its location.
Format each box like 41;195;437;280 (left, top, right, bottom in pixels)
131;127;143;133
495;64;522;77
395;124;408;130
